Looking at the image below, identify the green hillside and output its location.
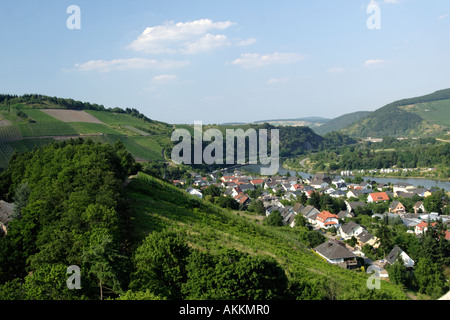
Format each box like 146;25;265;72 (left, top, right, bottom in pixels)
0;94;173;169
123;172;407;300
314;111;372;135
340;89;450;138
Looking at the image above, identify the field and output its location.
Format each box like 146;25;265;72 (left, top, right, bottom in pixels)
40;109;105;124
0;106;173;169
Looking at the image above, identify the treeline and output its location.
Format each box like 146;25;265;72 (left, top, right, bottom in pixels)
307;138;449;175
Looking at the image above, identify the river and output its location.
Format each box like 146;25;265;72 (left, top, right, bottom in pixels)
241;164;450;191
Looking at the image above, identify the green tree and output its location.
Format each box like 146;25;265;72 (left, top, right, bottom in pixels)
264;210;283;227
386;254;408;288
130;230;190;299
11;181;30;220
81;229;125;300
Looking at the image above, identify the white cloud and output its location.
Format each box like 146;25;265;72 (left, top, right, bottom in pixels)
152;74;177;83
327;67;345;74
128;19;235;54
181;33;230;54
438;14;448;20
364;59;387;67
235;38;257;47
71;58;189;72
267;77;289;84
232;52;305;68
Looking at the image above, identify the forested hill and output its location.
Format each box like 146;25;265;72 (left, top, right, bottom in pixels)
0;139;407;300
339;89;450;138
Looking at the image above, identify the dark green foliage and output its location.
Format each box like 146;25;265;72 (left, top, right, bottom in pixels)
130;230;191;299
0;139;136;299
182;249;288;300
264;210;283;227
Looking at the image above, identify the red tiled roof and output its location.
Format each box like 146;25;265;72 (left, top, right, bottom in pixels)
369;192;389;201
317;210;339;223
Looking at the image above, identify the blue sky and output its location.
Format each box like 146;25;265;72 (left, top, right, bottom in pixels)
0;0;449;124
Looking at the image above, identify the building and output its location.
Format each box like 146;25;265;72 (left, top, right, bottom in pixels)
186;186;203;199
339;221;364;240
413;201;426;214
314;240;358;269
389;201;406;214
385;245;415;269
316;210;339;229
367;192;390;203
414;221;437;235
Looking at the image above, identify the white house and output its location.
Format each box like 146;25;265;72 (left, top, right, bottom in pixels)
386;246;415;269
316;210;339;229
186;187;203;199
339;221;365;240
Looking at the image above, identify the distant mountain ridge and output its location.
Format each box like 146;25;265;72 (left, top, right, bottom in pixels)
339;89;450;138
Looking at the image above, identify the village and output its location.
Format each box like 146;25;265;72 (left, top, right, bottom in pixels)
172;169;450;280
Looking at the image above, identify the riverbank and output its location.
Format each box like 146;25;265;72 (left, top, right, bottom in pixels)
281;163;449;182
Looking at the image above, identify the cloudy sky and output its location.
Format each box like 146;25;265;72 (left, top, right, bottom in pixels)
0;0;449;124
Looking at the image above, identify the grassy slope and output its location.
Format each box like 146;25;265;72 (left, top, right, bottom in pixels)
125;172;408;300
0;104;172;168
314;111;372;135
340;90;450;138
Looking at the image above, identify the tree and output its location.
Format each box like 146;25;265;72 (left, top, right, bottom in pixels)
386;254;408;288
294;214;307;228
12;181;31;220
81;229;125;300
414;257;446;298
264;210;283;227
130;230;190;299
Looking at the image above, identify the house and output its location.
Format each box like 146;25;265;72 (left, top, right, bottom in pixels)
386;245;415;269
339;221;365;240
300;205;321;224
414;201;426;214
367;192;389;203
310;180;329;190
337;210;355;220
234;194;250;206
292;203;305;215
389;201;406;214
239;183;255;192
346;189;369;199
345;201;366;213
357;230;379;249
290;184;304;192
393;182;415;194
314;240;358;269
330;190;347;198
316;210;339;229
414;221;437;235
312;173;331;182
186;187;203;199
250;179;264;187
